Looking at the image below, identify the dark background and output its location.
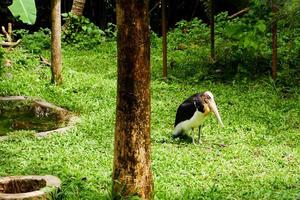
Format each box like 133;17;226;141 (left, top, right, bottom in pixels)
0;0;249;33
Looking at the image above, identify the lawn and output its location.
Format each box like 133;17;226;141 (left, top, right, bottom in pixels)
0;40;299;199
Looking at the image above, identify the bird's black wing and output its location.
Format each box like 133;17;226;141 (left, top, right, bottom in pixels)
174;97;197;127
174;93;205;127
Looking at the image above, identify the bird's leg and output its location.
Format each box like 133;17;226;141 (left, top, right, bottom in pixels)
192;128;196;145
197;126;202;144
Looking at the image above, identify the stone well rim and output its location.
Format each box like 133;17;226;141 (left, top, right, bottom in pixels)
0;175;61;199
0;96;79;141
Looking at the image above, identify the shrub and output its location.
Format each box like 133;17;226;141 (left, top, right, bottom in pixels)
166;10;299;84
16;28;51;54
62;13;106;49
104;22;117;39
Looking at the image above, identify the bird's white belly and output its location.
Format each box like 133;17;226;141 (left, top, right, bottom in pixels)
182;111;206;131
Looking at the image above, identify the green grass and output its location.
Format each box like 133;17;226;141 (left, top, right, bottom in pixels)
0;40;300;200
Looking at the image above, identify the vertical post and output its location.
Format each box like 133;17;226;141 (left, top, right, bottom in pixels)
162;0;167;80
271;1;278;80
209;0;215;61
51;0;62;85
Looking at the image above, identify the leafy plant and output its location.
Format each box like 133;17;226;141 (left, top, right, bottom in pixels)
166;6;299;85
104;23;117;39
213;12;271;78
16;28;51;54
8;0;36;24
62;13;106;49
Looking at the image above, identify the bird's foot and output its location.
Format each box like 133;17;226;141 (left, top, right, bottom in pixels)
193;140;202;145
197;137;202;144
192;138;197;145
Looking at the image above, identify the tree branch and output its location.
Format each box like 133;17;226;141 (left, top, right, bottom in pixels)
229;7;250;19
1;39;21;47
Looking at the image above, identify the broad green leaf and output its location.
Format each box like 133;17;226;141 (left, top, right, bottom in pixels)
9;0;37;25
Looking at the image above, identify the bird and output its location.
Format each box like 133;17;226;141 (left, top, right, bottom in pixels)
173;91;224;144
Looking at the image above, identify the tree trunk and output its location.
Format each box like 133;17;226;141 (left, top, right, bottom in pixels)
162;0;167;80
62;0;86;32
271;1;278;80
209;0;215;61
113;0;153;199
51;0;62;85
70;0;86;16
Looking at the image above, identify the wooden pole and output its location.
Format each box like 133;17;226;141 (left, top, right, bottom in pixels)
209;0;215;61
162;0;167;80
271;1;278;80
51;0;62;85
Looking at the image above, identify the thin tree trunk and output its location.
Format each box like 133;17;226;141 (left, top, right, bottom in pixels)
113;0;153;199
51;0;62;85
209;0;215;61
162;0;167;80
271;1;278;80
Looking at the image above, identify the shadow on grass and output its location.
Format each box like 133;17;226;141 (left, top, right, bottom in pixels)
172;134;194;144
153;134;194;145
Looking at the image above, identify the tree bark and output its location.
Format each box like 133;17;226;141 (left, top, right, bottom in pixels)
62;0;86;32
228;7;250;19
271;1;278;80
70;0;86;16
113;0;153;199
209;0;215;61
162;0;167;80
51;0;62;85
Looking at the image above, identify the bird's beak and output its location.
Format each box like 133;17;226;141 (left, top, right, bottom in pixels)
208;99;224;127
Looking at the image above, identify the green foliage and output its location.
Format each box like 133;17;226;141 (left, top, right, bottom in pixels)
214;12;271;78
62;13;106;49
150;31;160;48
104;22;117;39
166;9;300;87
168;18;209;49
278;0;300;28
17;29;51;54
8;0;36;24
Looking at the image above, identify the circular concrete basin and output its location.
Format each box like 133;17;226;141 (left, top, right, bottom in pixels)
0;175;61;199
0;96;78;141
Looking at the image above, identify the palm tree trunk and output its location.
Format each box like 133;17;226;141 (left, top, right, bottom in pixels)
62;0;86;31
70;0;86;16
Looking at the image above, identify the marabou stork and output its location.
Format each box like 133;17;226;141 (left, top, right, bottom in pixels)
173;91;224;144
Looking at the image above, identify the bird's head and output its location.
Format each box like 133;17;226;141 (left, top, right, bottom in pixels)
202;91;224;127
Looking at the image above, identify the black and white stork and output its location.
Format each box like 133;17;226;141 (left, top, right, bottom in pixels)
173;91;224;144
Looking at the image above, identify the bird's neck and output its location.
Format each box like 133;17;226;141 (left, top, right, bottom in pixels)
203;104;210;116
